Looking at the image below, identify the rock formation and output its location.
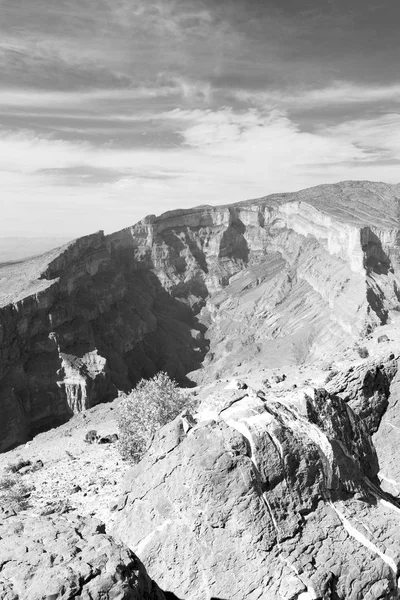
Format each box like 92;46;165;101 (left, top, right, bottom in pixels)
113;384;400;600
0;512;166;600
2;179;400;599
1;179;400;450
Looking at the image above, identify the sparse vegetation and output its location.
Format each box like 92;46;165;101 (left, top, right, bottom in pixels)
324;369;339;384
117;372;196;463
85;430;99;444
0;473;33;513
356;345;369;359
4;458;31;473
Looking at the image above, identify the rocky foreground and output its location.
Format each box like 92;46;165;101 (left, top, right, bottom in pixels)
1;180;400;598
1;345;400;599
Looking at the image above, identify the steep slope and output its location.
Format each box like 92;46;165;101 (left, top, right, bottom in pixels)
1;180;400;451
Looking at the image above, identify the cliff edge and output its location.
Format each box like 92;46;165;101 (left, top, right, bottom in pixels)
1;180;400;451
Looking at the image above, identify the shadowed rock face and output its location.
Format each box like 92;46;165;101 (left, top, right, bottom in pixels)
113;386;400;600
1;180;400;451
326;355;398;431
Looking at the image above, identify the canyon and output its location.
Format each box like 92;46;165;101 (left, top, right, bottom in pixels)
1;180;400;452
1;180;400;599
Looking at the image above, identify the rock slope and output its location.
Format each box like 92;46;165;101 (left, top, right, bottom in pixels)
113;382;400;600
1;349;400;599
1;180;400;451
0;512;166;600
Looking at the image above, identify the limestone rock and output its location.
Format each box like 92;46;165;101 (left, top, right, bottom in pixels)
113;386;400;599
2;180;400;450
325;355;398;431
373;367;400;496
0;513;166;600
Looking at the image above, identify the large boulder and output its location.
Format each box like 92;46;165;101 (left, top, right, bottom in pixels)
113;387;400;599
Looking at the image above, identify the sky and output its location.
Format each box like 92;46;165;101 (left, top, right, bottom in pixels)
1;0;400;238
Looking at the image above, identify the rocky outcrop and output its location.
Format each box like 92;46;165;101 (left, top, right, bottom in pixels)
1;180;400;451
373;368;400;497
113;385;400;600
0;513;166;600
326;354;398;431
0;233;208;451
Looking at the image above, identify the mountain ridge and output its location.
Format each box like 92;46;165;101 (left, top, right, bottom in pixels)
1;179;400;451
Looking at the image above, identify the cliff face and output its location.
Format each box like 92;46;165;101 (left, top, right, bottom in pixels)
1;180;400;451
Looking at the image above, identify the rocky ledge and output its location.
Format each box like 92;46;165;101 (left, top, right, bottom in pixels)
112;378;400;600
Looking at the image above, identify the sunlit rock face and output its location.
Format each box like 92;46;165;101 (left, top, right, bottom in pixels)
0;513;166;600
112;385;400;600
1;180;400;450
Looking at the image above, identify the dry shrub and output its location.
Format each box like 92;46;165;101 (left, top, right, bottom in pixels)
4;458;31;473
117;372;196;463
0;474;33;513
324;369;339;384
356;346;369;359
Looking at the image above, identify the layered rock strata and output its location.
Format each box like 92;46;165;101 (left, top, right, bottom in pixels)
1;180;400;450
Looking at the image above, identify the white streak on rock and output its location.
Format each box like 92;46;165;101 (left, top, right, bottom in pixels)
330;503;398;574
380;498;400;517
135;519;172;556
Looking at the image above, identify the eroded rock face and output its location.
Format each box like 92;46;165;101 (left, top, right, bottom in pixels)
113;386;400;600
373;368;400;497
326;355;398;431
0;513;166;600
1;180;400;450
0;234;208;451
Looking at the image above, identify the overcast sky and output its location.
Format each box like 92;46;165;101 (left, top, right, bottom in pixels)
1;0;400;237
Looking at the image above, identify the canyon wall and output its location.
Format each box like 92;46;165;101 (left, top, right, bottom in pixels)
1;180;400;451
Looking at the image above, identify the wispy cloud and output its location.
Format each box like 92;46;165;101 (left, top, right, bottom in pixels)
2;0;400;237
234;82;400;109
0;87;178;108
2;106;400;235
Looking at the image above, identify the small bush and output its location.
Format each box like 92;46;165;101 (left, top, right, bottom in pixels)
117;372;196;463
85;430;99;444
4;458;31;473
0;474;33;513
356;346;369;359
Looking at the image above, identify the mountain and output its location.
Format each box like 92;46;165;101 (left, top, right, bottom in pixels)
2;179;400;599
1;179;400;451
1;180;400;451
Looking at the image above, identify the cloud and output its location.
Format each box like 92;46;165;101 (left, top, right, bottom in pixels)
0;87;178;109
0;75;213;115
2;105;400;236
234;82;400;110
323;113;400;160
2;106;400;180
